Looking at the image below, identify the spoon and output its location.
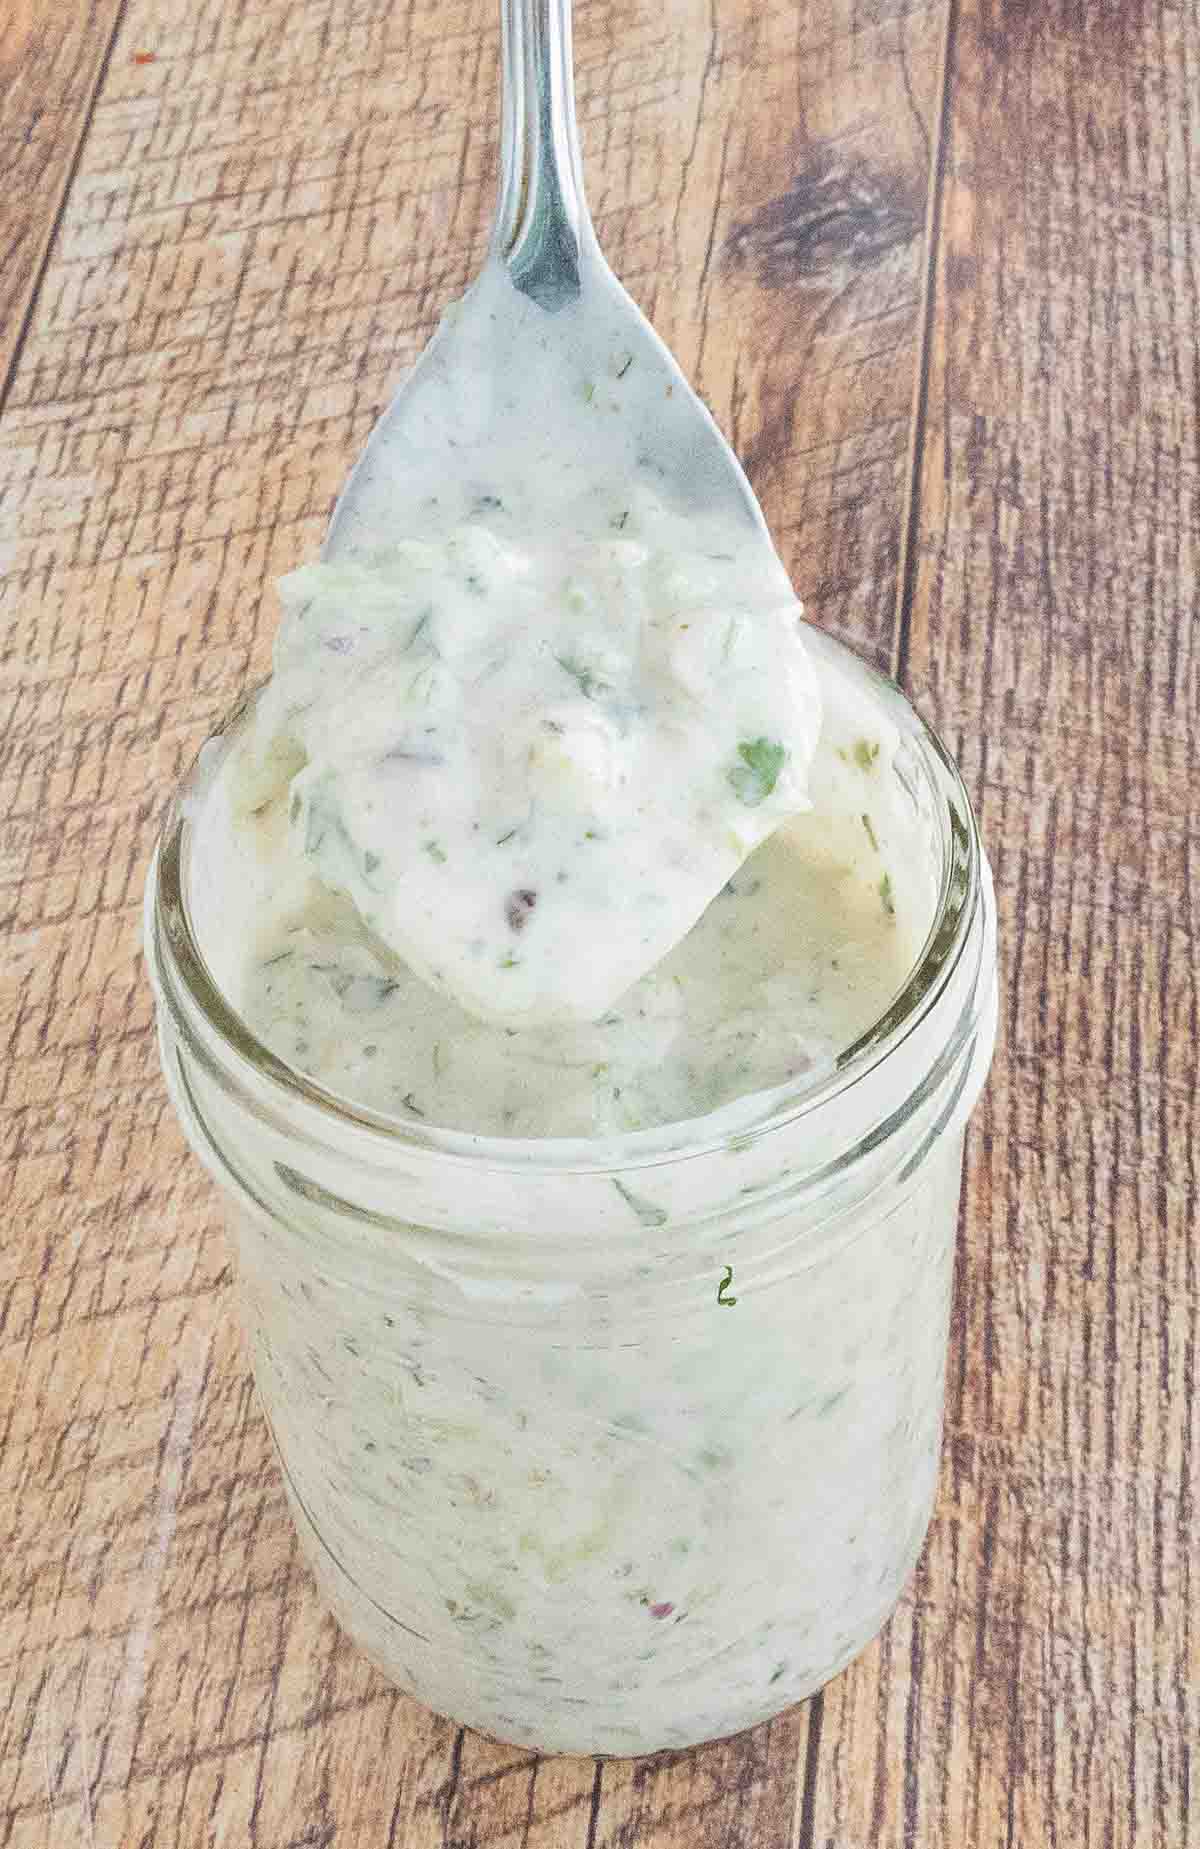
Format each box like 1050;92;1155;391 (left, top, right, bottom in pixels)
280;0;822;1026
323;0;776;561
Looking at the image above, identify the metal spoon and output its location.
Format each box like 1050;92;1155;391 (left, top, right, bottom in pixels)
323;0;776;561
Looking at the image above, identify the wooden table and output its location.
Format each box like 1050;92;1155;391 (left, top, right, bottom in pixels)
2;0;1195;1843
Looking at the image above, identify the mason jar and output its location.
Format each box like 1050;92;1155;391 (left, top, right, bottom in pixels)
145;633;997;1757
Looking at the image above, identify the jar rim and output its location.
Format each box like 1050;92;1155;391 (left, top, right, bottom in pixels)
148;648;986;1177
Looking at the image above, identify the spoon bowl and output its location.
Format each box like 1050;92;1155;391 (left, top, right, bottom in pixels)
324;0;774;561
270;0;822;1026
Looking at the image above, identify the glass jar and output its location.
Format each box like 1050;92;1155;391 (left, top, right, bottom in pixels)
145;637;997;1758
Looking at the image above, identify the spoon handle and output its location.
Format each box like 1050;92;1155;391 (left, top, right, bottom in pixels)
493;0;593;309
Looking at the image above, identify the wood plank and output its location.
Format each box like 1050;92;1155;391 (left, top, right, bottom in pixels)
0;0;127;402
0;0;949;1844
801;0;1199;1844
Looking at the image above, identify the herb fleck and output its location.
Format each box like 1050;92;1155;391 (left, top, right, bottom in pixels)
555;653;608;699
505;888;538;933
404;607;434;652
612;1178;667;1228
400;1092;425;1116
853;738;881;771
364;849;381;874
495;826;519;846
879;873;896;916
261;949;294;969
727;737;787;808
499;952;521;970
582;380;596;404
424;839;447;863
861;814;879;852
615;354;634;379
717;1265;738;1307
611;509;629;530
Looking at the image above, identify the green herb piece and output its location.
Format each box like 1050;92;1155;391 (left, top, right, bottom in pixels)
314;961;355;999
727;737;787;808
423;839;447;863
612;1178;668;1228
555;653;608;700
495;826;519;846
861;814;879;852
582;380;596;404
289;791;302;824
473;493;504;513
853;738;881;771
400;1092;425;1116
879;872;896;916
363;849;381;874
302;786;354;860
261;948;294;969
611;509;629;530
717;1264;738;1307
499;952;520;970
404;607;434;652
465;1579;516;1622
615;354;633;379
770;1662;788;1685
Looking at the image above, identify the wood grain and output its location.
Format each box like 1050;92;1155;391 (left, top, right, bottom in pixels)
799;0;1199;1843
0;0;947;1839
0;0;127;401
1;0;1194;1842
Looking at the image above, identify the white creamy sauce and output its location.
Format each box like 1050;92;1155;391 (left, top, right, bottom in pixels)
241;266;827;1025
248;512;820;1026
191;264;958;1754
232;639;922;1134
235;1127;960;1755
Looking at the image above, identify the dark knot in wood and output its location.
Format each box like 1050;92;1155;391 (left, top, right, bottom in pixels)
726;147;923;288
